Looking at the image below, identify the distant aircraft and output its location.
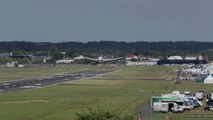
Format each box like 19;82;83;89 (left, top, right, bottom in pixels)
84;56;123;62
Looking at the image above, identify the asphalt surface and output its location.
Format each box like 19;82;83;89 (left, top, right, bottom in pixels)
0;69;113;93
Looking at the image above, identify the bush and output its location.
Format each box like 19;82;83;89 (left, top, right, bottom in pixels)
76;106;134;120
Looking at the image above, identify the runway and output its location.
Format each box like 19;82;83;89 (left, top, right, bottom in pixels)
0;69;113;93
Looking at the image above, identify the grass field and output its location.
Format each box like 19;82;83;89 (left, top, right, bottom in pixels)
0;65;213;120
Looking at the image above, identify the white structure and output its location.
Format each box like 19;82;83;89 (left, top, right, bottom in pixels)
204;74;213;84
126;61;157;66
185;57;197;60
167;56;183;60
18;64;25;68
6;61;18;67
198;55;203;60
73;55;85;60
185;55;203;60
207;64;213;73
56;59;74;64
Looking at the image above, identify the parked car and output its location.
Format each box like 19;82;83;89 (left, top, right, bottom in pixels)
185;97;202;107
206;93;213;101
204;100;213;111
195;90;205;101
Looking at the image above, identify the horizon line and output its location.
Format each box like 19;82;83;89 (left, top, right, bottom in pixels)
0;40;212;43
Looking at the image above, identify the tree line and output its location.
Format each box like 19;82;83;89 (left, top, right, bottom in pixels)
0;41;213;51
1;41;213;60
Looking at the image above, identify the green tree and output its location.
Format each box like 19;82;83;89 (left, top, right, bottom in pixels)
48;45;63;61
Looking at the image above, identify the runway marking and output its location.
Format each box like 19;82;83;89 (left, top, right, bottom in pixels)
20;86;41;89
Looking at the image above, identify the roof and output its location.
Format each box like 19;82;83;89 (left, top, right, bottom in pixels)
185;54;200;57
167;56;183;60
73;55;85;60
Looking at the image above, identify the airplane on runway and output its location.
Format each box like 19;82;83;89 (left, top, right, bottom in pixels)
84;56;123;62
74;55;123;62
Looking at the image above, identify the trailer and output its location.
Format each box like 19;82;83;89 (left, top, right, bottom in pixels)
161;100;192;111
151;96;177;108
153;102;184;113
153;102;169;112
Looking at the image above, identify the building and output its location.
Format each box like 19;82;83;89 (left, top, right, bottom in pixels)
167;56;183;60
0;53;12;58
125;54;138;61
157;55;208;65
56;59;74;64
185;54;202;60
157;59;208;65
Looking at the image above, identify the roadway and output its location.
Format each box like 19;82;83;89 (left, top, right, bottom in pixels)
0;69;113;93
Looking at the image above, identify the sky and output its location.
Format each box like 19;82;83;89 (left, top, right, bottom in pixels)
0;0;213;42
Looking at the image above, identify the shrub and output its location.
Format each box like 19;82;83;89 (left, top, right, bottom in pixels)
76;106;134;120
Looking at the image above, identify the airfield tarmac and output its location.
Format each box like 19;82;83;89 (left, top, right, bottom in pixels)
0;69;113;93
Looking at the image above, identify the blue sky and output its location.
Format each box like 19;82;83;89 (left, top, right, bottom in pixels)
0;0;213;42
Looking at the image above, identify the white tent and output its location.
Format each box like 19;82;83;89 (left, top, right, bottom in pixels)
73;55;85;60
204;74;213;84
167;56;183;60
